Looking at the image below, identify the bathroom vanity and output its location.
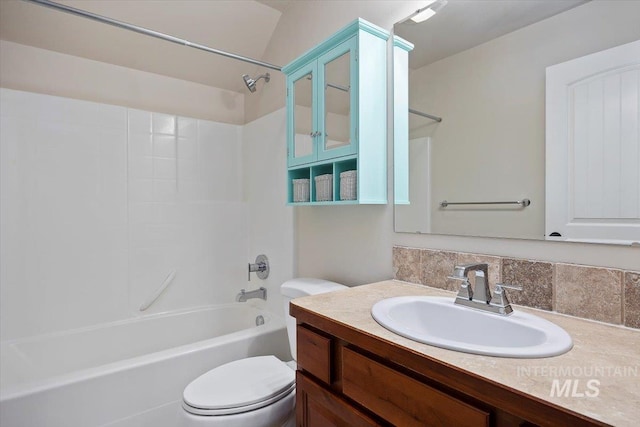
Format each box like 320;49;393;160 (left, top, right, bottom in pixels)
290;281;640;426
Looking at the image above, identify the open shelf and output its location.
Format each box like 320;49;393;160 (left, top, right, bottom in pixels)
288;156;362;205
334;158;357;202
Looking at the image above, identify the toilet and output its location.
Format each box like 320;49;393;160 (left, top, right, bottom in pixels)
181;278;347;427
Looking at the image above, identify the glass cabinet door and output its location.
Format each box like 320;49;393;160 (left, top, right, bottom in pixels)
318;38;357;161
287;62;317;166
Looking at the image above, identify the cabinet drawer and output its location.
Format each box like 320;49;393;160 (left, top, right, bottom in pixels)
342;348;490;427
297;326;332;384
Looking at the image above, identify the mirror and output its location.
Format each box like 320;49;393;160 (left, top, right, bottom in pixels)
293;72;314;160
290;50;353;163
394;0;640;243
324;50;351;151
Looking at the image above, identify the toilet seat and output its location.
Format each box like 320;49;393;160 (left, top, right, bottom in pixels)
183;356;295;416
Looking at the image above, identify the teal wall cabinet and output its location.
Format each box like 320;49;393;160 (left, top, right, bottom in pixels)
283;19;389;205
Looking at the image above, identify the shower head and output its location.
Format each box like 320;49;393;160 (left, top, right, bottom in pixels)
242;74;256;92
242;72;270;93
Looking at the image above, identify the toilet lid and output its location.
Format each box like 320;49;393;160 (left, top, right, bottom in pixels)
183;356;295;412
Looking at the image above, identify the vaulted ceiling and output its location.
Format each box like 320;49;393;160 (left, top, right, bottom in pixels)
396;0;588;70
1;0;590;94
0;0;287;93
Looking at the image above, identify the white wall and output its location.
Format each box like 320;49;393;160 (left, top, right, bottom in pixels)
0;41;245;125
242;108;295;318
292;1;640;285
0;89;248;341
395;137;431;233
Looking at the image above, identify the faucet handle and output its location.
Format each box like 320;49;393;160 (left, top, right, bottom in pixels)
451;265;468;278
495;283;522;291
449;277;474;301
492;283;522;310
248;254;269;281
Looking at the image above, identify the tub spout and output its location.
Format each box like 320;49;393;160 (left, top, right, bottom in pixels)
236;287;267;302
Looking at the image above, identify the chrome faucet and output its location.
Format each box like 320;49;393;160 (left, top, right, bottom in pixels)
449;263;521;315
450;263;491;304
236;287;267;302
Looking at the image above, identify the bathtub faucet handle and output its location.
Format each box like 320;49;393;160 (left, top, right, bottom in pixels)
248;254;269;281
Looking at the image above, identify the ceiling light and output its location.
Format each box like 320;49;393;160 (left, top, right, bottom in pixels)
410;0;448;23
411;8;436;23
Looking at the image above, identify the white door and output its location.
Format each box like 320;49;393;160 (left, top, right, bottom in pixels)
546;39;640;245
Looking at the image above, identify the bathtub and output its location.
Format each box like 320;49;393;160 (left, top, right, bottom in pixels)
0;304;290;427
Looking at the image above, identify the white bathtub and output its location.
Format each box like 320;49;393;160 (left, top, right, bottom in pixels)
0;304;290;427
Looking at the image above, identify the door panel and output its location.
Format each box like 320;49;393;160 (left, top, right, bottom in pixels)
288;63;317;166
546;39;640;244
318;38;358;161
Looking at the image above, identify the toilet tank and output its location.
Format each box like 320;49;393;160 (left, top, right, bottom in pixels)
280;278;347;361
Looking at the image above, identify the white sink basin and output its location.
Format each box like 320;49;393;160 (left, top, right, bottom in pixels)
371;296;572;358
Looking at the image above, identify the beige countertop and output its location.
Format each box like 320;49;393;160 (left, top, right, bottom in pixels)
291;280;640;427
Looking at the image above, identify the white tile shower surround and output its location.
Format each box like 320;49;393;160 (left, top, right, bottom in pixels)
1;89;293;427
126;109;247;318
0;88;251;341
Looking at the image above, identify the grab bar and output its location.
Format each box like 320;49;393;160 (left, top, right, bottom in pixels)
440;199;530;208
139;270;176;311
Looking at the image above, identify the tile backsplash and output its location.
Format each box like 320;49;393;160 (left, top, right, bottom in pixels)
393;246;640;329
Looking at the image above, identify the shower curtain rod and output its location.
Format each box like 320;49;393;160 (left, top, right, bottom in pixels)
24;0;359;95
409;108;442;122
22;0;283;72
25;0;442;121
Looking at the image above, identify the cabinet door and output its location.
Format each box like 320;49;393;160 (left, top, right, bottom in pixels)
287;61;318;167
317;37;358;161
297;372;382;427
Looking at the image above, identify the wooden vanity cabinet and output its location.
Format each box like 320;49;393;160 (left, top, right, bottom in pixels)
292;309;606;427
